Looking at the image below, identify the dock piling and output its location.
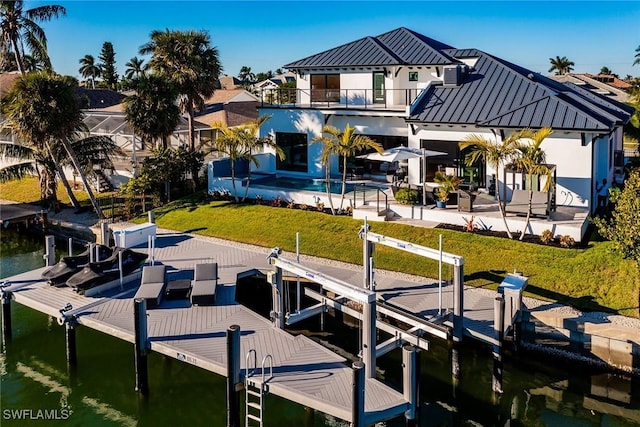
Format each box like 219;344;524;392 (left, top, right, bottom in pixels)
268;270;284;329
402;345;419;426
453;264;464;343
44;235;55;267
133;298;149;394
148;210;155;224
65;321;77;366
450;342;460;396
226;325;241;427
362;299;376;378
492;294;505;394
1;292;12;341
352;361;365;427
100;223;109;246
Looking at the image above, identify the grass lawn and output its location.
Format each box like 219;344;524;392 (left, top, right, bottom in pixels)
149;193;639;317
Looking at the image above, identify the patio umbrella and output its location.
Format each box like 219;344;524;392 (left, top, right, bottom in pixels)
359;146;447;205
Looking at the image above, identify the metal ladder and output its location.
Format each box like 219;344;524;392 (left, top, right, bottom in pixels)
245;350;273;427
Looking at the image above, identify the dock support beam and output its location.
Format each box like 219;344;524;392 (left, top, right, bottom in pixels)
352;361;365;427
452;264;464;343
492;294;505;395
65;321;77;366
133;298;149;395
362;300;376;378
268;269;284;329
363;238;374;289
226;324;241;427
402;345;419;426
44;235;55;267
1;292;12;341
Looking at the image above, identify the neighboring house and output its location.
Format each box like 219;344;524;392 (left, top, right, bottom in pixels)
550;73;631;103
218;75;244;90
252;72;297;103
195;89;259;127
257;27;633;214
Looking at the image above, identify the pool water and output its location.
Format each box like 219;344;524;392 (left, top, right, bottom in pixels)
253;176;386;194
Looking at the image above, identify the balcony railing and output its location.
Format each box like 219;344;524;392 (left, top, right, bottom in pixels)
259;88;424;111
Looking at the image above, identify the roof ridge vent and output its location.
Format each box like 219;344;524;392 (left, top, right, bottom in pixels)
443;64;468;86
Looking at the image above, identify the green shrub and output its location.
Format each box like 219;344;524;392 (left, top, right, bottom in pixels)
395;188;419;205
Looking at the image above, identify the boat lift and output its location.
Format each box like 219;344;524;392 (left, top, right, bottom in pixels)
267;248;434;380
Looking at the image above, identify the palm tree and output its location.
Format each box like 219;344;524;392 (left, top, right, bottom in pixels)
459;132;521;239
634;45;640;66
140;29;221;187
238;66;255;82
510;128;553;240
78;54;100;89
0;72;121;217
206;116;284;203
0;0;66;74
311;124;382;214
124;56;147;80
548;56;574;75
599;66;612;75
123;74;181;150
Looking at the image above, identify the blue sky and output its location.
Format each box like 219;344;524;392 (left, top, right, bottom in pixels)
33;1;640;80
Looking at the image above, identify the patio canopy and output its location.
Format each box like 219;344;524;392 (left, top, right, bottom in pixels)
358;146;446;162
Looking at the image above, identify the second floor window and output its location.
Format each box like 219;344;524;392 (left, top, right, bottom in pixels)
409;71;418;81
311;74;340;103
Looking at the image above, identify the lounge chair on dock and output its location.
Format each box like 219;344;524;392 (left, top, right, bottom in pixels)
190;263;218;306
134;265;167;309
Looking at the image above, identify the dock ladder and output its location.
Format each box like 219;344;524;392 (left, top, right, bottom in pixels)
245;350;273;427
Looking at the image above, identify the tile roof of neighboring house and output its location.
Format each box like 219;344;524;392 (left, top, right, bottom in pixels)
219;75;243;89
408;49;634;131
76;88;125;109
0;71;20;97
284;27;456;68
197;89;258;127
550;73;631;103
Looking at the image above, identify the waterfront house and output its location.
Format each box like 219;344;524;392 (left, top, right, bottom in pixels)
256;27;633;214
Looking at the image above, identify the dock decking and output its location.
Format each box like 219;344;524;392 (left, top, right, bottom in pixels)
2;229;500;424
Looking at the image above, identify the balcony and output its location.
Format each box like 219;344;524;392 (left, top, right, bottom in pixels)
259;88;425;111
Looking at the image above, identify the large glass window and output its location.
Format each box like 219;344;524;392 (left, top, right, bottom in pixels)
420;139;485;187
276;132;308;172
311;74;340;102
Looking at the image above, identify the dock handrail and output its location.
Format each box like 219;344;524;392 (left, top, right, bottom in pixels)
261;354;273;386
352;184;388;213
246;349;257;378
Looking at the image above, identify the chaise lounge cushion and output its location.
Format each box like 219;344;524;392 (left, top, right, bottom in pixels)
191;263;218;306
134;265;167;309
505;189;549;217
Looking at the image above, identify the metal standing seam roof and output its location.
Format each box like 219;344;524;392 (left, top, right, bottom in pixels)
408;49;631;131
284;27;456;68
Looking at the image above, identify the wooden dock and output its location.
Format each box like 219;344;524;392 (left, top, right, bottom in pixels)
1;229;502;424
0;202;39;225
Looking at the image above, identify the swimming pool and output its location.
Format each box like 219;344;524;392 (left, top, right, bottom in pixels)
253;176;387;194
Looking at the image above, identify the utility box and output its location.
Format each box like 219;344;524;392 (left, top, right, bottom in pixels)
114;222;156;248
498;273;528;331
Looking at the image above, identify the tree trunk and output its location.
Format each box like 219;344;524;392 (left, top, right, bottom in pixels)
338;155;348;213
187;104;200;188
494;163;513;239
47;147;81;209
325;157;335;215
520;190;533;241
242;150;252;203
11;38;25;75
58;139;104;219
230;160;239;203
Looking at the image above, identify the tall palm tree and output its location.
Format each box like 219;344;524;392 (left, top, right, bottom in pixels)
140;30;221;151
459;132;521;239
238;66;255;82
548;56;575;75
124;56;147;80
78;54;100;89
634;45;640;67
0;0;66;74
599;66;612;75
0;72;120;217
123;74;181;151
311;124;382;214
510;128;553;240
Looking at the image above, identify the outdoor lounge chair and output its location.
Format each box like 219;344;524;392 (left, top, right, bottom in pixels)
134;265;167;309
505;189;549;218
190;263;218;306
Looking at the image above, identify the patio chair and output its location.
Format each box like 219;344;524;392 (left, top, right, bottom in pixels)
190;263;218;306
134;265;167;309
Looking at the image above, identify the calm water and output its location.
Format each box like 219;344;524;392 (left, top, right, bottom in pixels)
1;228;639;426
